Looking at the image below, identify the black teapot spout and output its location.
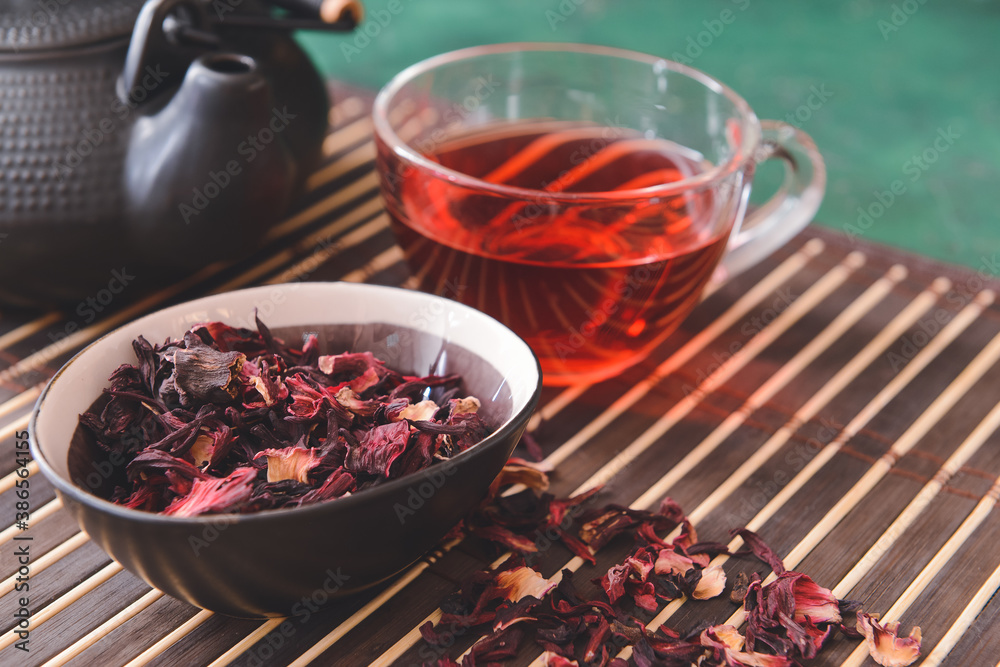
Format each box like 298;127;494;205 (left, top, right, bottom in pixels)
123;52;298;270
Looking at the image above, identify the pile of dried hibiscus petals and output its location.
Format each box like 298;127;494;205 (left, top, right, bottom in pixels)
420;460;922;667
78;315;489;516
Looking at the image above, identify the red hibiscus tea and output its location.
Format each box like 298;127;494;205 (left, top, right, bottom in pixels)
378;121;735;384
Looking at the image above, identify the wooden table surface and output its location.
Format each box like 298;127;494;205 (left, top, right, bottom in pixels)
4;85;1000;667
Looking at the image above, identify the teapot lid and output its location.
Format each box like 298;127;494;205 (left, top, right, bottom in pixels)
1;0;144;53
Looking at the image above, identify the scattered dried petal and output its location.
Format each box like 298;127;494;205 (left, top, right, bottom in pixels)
856;613;922;667
655;549;695;576
693;564;727;600
494;566;555;602
702;624;745;651
539;651;579;667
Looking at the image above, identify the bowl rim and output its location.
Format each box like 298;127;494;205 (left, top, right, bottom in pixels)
29;282;543;525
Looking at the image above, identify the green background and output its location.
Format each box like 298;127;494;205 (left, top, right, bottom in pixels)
298;0;1000;273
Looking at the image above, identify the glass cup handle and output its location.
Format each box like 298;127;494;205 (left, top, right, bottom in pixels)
715;120;827;282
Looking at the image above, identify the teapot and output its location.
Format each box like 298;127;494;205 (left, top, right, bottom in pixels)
0;0;361;306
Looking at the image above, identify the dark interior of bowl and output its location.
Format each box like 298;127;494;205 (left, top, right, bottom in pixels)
67;321;513;509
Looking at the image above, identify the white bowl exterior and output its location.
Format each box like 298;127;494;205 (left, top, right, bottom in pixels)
33;282;539;479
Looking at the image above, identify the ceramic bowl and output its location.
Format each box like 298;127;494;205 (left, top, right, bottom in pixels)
30;282;542;617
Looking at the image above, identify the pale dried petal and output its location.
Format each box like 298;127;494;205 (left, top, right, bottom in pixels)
254;447;321;483
452;396;481;415
701;624;745;651
189;434;215;468
857;613;922;667
693;564;727;600
494;459;552;492
494;566;556;602
398;399;439;422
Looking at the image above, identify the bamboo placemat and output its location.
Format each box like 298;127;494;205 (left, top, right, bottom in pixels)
3;84;1000;666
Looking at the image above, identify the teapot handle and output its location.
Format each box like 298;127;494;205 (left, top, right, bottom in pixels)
120;0;213;106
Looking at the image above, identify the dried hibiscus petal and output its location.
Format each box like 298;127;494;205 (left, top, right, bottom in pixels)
539;652;579;667
693;564;727;600
254;447;321;483
493;566;555;603
345;420;411;477
856;613;921;667
744;571;842;659
171;333;246;404
163;467;257;517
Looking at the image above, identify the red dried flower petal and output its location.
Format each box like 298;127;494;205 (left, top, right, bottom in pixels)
632;580;659;611
334;386;379;418
789;574;841;625
625;549;655;581
736;528;787;575
655;549;695;576
317;350;383;377
345;420;411;477
539;651;579;667
468;524;540;554
285;375;328;419
297;467;355;505
583;615;610;663
163;467;256;517
856;613;922;667
601;563;630;605
701;624;745;651
700;625;796;666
